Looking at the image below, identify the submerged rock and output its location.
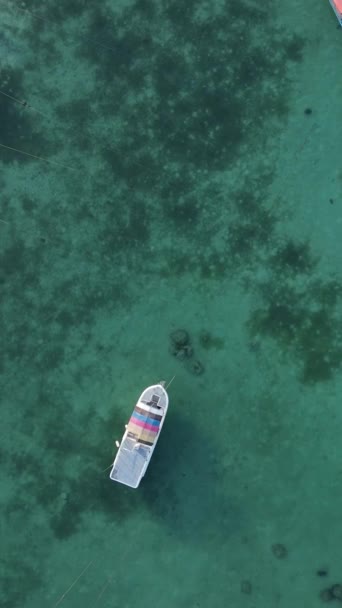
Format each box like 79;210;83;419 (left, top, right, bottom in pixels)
320;588;334;602
170;329;189;348
331;584;342;600
188;359;204;375
271;543;287;559
240;580;252;595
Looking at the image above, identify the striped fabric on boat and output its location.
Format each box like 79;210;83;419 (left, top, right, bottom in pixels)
127;404;162;446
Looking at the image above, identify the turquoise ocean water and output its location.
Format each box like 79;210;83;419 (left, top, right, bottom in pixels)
1;1;342;607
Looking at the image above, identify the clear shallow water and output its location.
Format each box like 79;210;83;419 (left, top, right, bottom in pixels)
1;2;342;607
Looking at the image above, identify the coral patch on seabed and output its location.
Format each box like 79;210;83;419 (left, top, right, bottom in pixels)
169;329;193;360
186;359;205;376
169;329;204;375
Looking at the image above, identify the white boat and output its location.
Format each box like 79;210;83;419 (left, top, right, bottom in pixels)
109;382;169;488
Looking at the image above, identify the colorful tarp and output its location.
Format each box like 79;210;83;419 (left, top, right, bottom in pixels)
127;403;162;446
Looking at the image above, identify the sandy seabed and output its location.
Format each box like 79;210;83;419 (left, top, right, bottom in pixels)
1;2;342;607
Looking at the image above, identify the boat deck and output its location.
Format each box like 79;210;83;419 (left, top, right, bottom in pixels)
109;436;150;488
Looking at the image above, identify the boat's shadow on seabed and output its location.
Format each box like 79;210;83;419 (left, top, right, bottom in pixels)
138;410;243;545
